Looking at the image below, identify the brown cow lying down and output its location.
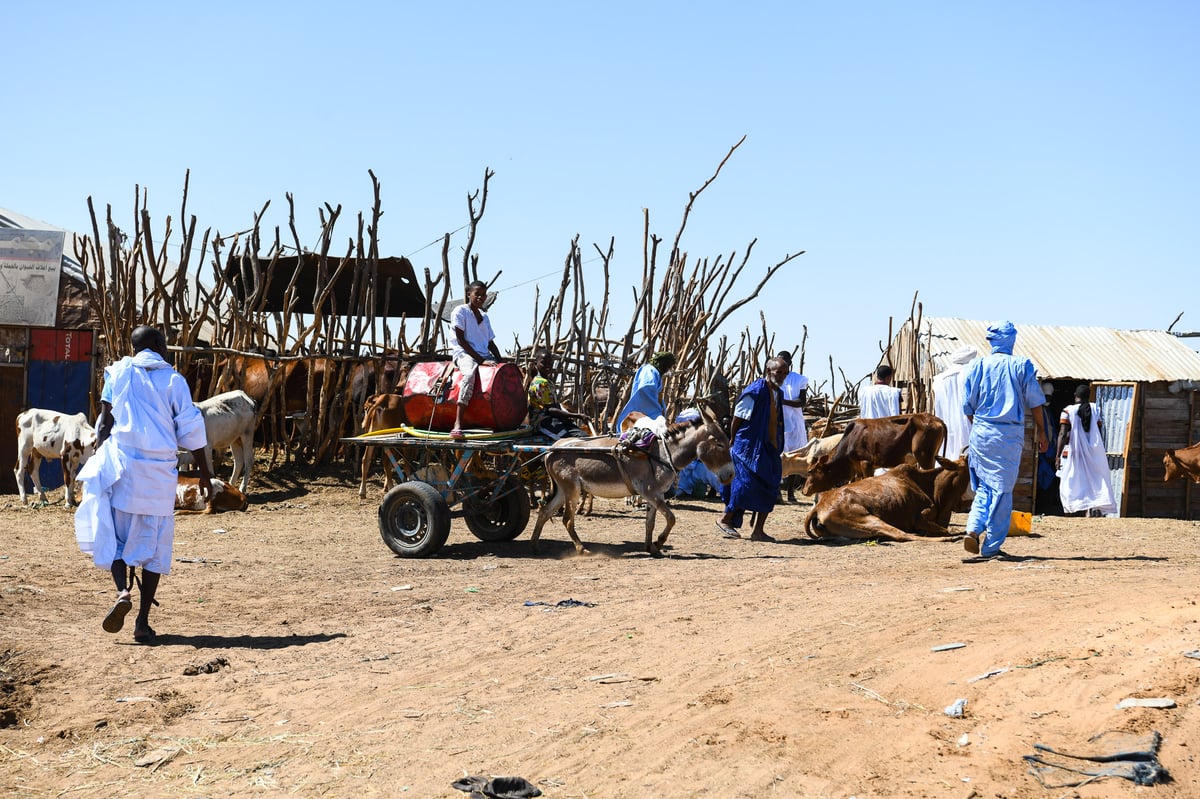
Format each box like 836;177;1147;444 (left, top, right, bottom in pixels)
803;412;947;495
803;454;970;543
1163;441;1200;483
175;477;248;514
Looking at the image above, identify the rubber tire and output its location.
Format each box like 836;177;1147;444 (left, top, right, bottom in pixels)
463;479;531;542
378;482;451;557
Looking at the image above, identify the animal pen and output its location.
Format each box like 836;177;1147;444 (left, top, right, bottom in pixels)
64;159;828;472
885;317;1200;520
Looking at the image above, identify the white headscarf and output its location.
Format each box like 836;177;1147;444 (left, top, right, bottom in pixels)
949;346;977;365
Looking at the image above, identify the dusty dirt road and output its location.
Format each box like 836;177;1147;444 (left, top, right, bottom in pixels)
3;461;1199;798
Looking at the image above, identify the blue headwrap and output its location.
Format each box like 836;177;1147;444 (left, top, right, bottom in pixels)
986;321;1018;355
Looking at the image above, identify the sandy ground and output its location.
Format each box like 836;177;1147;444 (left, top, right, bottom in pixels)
3;460;1200;799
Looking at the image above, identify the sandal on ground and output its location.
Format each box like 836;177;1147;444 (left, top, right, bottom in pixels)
750;532;777;543
962;534;981;555
714;521;741;539
133;625;157;645
102;593;133;633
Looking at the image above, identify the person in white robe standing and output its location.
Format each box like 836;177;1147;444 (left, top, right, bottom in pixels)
932;346;977;459
859;365;902;419
777;350;809;502
1056;383;1117;517
75;326;212;643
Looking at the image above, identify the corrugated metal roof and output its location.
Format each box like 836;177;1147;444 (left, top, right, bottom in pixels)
913;317;1200;382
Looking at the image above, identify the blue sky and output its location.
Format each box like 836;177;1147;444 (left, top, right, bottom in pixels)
7;1;1198;384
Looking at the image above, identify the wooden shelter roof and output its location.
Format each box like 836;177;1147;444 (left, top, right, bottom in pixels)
224;253;427;317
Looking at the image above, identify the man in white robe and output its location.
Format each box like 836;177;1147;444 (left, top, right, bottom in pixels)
777;350;809;502
75;326;212;643
859;365;902;419
932;346;977;459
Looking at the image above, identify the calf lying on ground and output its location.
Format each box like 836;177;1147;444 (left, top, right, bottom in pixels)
1163;441;1200;483
175;477;249;514
14;409;97;506
803;454;970;543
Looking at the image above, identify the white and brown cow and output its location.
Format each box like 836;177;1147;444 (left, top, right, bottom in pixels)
1163;441;1200;484
175;476;249;514
781;433;845;483
194;390;257;493
14;409;97;506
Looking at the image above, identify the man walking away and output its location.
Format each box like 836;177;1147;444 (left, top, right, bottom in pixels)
75;326;213;643
960;321;1047;562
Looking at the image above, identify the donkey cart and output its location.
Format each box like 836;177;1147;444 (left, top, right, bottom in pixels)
344;427;553;557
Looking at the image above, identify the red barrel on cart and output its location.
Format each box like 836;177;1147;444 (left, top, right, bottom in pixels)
400;360;528;432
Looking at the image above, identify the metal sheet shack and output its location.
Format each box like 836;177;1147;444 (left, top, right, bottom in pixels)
886;317;1200;520
1;209;99;496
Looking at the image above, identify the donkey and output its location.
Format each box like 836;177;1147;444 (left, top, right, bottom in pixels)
529;411;734;556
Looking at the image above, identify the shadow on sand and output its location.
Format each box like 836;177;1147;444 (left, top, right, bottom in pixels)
127;631;348;650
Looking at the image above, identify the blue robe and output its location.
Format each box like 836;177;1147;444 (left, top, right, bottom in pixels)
723;378;784;524
961;323;1045;555
616;364;664;429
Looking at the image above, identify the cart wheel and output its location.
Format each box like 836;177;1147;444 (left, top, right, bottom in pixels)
378;482;451;557
463;479;531;542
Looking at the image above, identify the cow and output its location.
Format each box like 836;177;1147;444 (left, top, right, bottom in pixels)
195;390;257;493
781;433;845;482
1163;441;1200;484
803;454;970;543
14;409;97;506
802;412;948;496
214;354;325;415
357;393;408;498
175;476;249;513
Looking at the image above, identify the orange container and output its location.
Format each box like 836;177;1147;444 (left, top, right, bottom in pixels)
401;360;528;432
1008;510;1033;536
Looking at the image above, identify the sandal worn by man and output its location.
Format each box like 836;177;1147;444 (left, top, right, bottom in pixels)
449;428;466;440
962;534;981;555
714;521;741;539
133;625;157;645
102;592;133;633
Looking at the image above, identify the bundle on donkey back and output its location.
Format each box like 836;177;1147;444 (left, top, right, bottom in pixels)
802;412;947;495
530;409;734;557
804;453;970;542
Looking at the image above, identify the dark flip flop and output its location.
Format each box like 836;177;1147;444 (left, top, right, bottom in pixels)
962;534;980;555
714;521;741;539
133;625;157;645
102;595;133;633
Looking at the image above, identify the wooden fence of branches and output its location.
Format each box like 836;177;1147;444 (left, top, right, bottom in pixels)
74;145;846;469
